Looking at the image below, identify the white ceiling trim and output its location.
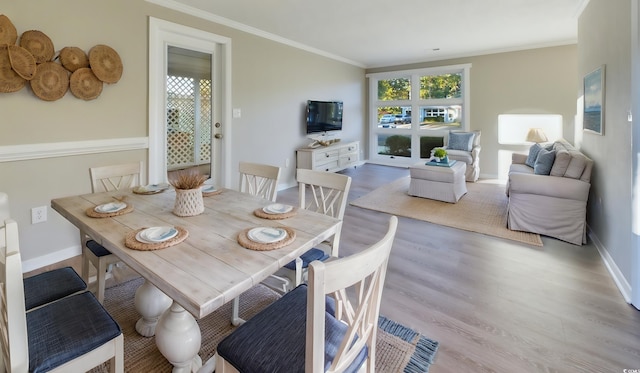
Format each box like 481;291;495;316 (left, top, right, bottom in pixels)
146;0;367;68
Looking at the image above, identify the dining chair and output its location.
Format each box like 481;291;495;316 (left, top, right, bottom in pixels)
238;161;282;202
232;161;282;325
1;219;124;372
83;161;143;304
215;215;398;373
273;169;352;290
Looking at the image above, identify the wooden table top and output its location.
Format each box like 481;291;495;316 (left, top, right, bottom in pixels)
51;188;341;319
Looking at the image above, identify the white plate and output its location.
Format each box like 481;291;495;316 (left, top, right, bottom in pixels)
262;203;293;214
134;183;170;194
94;202;127;213
247;227;287;244
136;226;178;243
202;185;217;193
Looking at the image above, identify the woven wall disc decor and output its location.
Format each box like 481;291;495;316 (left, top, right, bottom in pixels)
0;45;26;93
60;46;89;72
8;45;36;80
70;67;102;100
0;15;17;45
30;61;69;101
20;30;54;64
89;44;122;84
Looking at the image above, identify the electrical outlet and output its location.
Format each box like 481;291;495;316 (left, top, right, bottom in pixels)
31;206;47;224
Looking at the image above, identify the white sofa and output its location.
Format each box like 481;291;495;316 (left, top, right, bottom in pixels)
506;139;593;245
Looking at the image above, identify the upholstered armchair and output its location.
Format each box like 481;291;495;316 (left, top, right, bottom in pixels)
433;130;481;182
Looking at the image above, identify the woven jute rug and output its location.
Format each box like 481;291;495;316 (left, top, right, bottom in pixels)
91;277;439;372
350;177;543;246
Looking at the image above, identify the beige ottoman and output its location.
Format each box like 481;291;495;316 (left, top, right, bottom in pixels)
409;161;467;203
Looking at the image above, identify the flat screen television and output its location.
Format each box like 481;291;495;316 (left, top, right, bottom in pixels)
306;100;343;134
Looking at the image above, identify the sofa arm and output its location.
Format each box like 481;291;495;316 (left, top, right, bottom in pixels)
508;173;590;201
471;145;481;161
512;152;527;164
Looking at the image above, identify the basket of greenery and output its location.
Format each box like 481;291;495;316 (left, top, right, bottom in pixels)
170;170;207;216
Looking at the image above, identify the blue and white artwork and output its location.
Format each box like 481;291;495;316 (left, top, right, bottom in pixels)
583;65;605;135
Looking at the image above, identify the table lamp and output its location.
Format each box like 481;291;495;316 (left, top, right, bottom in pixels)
526;128;548;144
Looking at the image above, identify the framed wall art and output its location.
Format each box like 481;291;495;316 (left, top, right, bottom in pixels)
583;65;605;135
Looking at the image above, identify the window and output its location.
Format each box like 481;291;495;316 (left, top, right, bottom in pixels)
367;64;471;165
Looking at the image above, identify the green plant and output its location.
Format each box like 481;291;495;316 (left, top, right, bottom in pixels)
433;148;448;158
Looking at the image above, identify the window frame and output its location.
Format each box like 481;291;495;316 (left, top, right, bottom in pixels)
366;64;471;166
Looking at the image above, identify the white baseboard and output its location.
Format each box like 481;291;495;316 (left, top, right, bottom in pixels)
22;245;82;273
588;227;632;304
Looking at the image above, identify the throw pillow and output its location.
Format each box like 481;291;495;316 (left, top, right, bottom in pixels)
534;148;556;175
448;131;474;151
550;149;571;177
525;143;542;168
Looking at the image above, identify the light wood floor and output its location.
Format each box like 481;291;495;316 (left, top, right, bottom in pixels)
31;163;640;372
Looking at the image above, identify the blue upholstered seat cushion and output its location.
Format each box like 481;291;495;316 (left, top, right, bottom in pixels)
24;267;86;311
283;248;330;270
448;131;475;152
27;291;122;373
217;284;367;373
525;143;543;168
86;239;112;257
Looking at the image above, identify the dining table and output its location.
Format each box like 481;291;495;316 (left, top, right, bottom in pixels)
51;186;342;373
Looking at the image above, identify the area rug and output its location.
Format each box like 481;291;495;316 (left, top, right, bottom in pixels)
92;277;439;372
350;177;543;246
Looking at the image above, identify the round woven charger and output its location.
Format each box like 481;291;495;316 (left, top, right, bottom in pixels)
0;45;26;92
0;15;18;45
8;45;36;80
202;189;222;197
70;67;103;100
85;203;134;218
253;207;298;220
20;30;54;64
30;61;69;101
125;226;189;251
89;44;122;83
60;46;89;72
237;226;296;251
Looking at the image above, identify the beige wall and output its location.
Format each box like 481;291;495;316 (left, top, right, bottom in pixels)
1;0;366;267
367;45;578;178
579;0;633;286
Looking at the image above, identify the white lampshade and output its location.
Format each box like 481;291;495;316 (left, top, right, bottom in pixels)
526;128;548;143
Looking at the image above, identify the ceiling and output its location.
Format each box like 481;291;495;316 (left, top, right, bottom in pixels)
165;0;588;68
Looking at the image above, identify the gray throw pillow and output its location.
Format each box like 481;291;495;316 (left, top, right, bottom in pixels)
448;132;474;151
534;148;556;175
525;143;542;168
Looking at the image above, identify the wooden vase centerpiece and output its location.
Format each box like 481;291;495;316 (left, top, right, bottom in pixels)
170;170;207;217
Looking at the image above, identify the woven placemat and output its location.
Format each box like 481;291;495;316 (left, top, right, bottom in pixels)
86;203;134;218
253;207;298;220
124;226;189;251
237;226;296;251
202;189;222;197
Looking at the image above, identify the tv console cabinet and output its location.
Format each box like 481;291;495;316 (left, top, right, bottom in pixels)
296;140;360;172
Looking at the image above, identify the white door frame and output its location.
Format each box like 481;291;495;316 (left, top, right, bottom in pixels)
148;17;232;187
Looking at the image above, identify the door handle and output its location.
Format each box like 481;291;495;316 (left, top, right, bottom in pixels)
214;133;223;139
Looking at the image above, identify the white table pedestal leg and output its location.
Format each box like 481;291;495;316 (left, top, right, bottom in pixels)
134;279;172;337
156;301;203;373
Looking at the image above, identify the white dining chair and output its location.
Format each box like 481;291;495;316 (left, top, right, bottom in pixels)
238;161;281;202
215;215;398;373
271;169;352;291
1;219;124;372
231;161;283;325
83;161;143;304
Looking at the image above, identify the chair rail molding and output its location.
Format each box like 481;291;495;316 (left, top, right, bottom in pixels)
0;137;149;162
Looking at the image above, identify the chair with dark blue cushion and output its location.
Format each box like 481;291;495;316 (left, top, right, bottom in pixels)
216;215;398;373
84;162;142;304
268;169;352;293
24;266;87;311
1;219;124;373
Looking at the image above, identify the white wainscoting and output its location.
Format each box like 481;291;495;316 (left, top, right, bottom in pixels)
0;137;149;163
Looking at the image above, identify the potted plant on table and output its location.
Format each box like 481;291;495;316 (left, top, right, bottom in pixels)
170;170;207;217
433;148;448;163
